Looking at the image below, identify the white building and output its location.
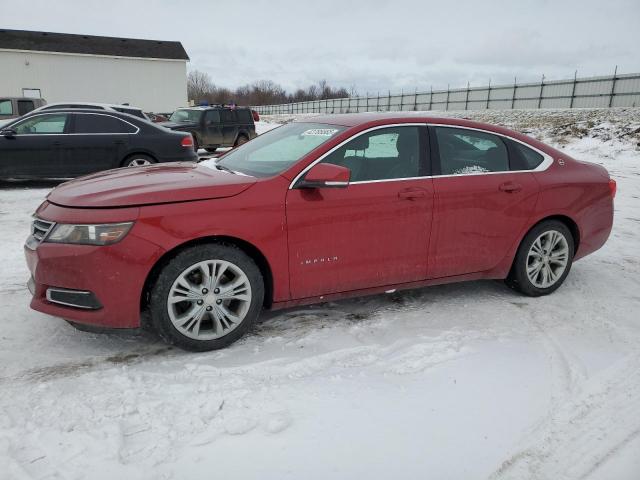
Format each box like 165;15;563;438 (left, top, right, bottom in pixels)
0;29;189;113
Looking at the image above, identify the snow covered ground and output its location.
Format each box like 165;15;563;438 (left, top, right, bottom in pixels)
1;109;639;480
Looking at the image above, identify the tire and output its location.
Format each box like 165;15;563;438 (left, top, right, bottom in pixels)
193;135;199;153
205;147;219;153
149;243;264;351
123;154;155;168
506;220;575;297
234;135;249;147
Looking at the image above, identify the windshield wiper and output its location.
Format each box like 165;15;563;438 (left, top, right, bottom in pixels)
216;163;237;174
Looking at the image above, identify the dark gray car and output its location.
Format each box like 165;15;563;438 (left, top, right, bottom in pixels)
0;108;198;179
161;106;257;153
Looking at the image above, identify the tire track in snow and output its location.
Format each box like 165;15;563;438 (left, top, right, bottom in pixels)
492;275;640;480
491;352;640;480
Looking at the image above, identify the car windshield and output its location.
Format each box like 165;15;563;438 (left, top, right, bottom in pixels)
209;123;345;177
169;109;202;123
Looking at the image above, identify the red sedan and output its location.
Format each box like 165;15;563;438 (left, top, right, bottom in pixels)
25;114;615;351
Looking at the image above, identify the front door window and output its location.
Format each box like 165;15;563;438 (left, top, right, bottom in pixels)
321;126;422;181
13;114;69;134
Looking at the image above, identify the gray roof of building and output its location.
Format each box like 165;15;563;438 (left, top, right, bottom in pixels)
0;29;189;60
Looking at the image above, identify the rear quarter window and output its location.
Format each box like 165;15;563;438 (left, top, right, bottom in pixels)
237;110;252;123
507;139;545;170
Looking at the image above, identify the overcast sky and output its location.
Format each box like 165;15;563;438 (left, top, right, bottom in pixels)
2;0;639;94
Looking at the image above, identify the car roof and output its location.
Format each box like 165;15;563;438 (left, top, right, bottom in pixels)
299;112;511;132
176;106;250;111
24;107;143;119
38;102;143;110
297;112;556;156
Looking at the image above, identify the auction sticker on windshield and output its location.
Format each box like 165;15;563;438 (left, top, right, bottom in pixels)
301;128;339;136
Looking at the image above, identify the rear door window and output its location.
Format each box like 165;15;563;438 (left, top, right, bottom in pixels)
73;114;137;134
17;100;35;116
434;127;509;175
205;110;220;124
220;109;237;123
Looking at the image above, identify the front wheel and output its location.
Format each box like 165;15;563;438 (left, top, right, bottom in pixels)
149;244;264;351
506;220;574;297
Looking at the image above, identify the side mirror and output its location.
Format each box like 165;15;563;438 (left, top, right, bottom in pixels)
298;162;350;188
1;129;16;138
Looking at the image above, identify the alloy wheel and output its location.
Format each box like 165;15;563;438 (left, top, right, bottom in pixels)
526;230;570;288
127;158;152;167
167;260;252;340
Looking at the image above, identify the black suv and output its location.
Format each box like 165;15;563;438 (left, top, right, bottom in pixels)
161;106;257;152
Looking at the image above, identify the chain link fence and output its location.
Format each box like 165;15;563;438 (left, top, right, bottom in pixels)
253;72;640;115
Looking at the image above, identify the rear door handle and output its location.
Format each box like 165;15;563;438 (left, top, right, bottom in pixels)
398;189;427;200
52;141;62;146
113;140;125;145
499;182;522;193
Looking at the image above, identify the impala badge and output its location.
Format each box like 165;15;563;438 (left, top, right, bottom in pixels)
301;256;339;265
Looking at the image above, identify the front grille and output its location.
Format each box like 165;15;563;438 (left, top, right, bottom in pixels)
31;218;55;242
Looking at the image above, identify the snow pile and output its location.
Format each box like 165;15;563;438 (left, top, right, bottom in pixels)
1;108;639;479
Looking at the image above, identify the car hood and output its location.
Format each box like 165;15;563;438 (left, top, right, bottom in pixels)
47;162;257;208
159;121;197;130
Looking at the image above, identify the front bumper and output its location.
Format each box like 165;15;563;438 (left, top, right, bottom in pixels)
24;214;165;329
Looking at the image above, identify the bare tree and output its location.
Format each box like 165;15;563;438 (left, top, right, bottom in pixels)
186;69;353;107
187;70;214;104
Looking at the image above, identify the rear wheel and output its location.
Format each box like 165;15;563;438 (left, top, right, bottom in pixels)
123;154;155;167
234;135;249;147
149;243;264;351
506;220;574;296
192;135;199;153
205;147;219;153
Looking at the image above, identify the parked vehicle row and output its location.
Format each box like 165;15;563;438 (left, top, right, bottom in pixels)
24;113;615;352
0;101;259;179
0;108;197;179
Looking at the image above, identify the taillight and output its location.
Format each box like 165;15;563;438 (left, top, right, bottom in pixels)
181;136;194;148
609;178;617;198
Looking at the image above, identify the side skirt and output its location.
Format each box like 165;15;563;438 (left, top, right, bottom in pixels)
269;270;503;311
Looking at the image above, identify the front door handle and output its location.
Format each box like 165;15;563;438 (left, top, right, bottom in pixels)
52;141;62;146
398;189;427;200
499;182;522;193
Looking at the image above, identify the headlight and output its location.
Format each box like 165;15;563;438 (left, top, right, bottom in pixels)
45;222;134;246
